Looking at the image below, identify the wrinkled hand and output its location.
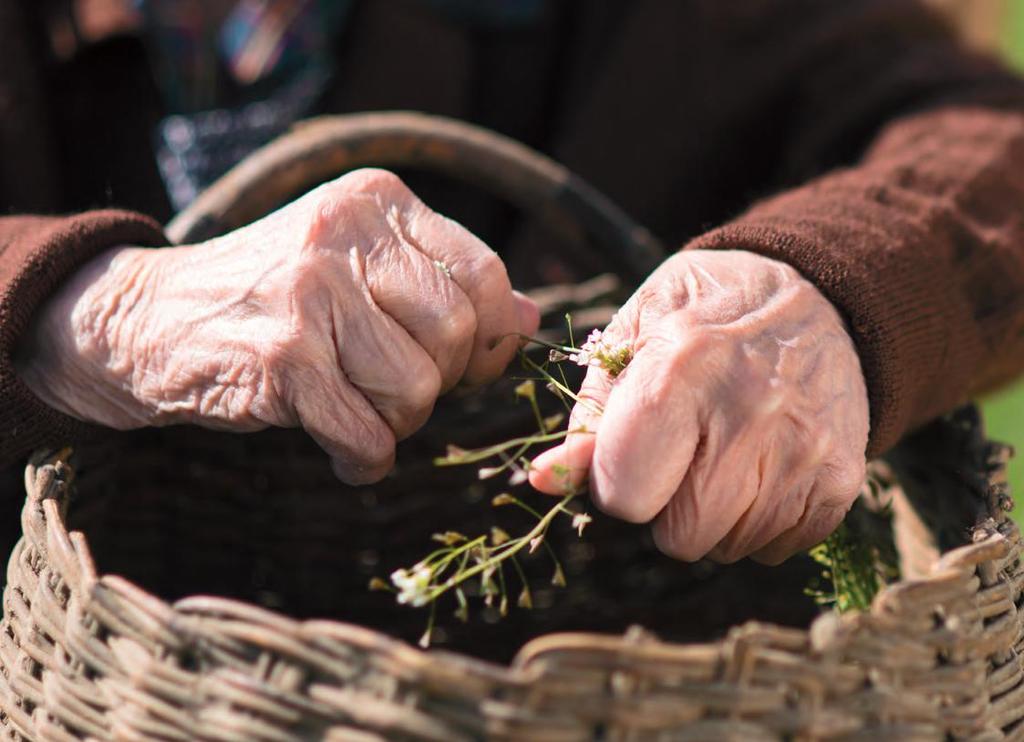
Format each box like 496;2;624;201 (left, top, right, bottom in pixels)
17;169;539;483
530;250;869;564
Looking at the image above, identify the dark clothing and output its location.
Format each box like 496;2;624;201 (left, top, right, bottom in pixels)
4;0;1024;468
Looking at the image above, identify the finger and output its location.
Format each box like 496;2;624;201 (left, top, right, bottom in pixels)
705;477;815;563
750;461;864;565
702;432;817;562
361;239;477;391
529;363;613;494
329;255;442;440
586;334;700;524
648;419;769;561
289;364;397;485
528;308;638;495
514;290;541;344
404;200;534;384
750;499;849;566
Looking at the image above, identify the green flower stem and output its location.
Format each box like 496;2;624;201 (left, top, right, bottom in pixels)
524;388;546;432
484;441;534;479
492;494;573;578
515;334;579;355
421;493;576;603
434;430;571;466
520;353;603;417
422;535;487;575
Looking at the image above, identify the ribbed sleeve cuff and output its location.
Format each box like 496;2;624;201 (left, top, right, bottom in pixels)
0;211;168;467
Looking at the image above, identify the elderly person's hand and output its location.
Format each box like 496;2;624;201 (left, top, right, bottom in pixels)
16;169;539;484
529;250;869;564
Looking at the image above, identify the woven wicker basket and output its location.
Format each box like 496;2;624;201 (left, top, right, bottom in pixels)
2;421;1021;741
1;114;1022;740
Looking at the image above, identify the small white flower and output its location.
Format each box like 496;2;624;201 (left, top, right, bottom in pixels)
391;565;433;607
572;512;593;537
568;350;591;366
568;329;632;377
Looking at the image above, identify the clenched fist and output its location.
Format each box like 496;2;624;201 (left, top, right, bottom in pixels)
530;250;869;564
16;169;539;483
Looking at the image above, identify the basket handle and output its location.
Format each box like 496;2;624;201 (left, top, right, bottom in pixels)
165;111;667;284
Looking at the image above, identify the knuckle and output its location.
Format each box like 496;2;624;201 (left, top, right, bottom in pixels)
819;457;867;505
336;167;407;197
786;508;846;557
400;362;442;414
435;301;477;349
357;419;396;470
708;542;747;565
471;249;511;297
751;550;788;567
651;518;705;562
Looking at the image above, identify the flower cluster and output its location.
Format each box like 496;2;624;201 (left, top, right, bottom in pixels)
391;565;433;607
374;492;582;646
373;311;881;645
372;316;629;647
568;329;634;377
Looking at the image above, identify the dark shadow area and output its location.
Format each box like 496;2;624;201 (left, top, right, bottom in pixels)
65;371;823;666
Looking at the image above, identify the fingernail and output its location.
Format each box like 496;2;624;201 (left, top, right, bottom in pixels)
528;444;590;494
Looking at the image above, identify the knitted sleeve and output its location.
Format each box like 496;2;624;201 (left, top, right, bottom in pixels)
0;211;167;466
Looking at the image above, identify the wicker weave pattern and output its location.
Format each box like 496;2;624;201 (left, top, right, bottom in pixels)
0;451;1020;741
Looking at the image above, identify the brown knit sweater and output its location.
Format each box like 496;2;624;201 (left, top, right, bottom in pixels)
4;0;1024;468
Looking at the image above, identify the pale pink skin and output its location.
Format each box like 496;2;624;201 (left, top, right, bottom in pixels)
17;170;869;564
529;250;870;565
16;169;540;484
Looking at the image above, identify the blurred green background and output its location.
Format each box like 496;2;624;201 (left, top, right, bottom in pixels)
977;0;1024;519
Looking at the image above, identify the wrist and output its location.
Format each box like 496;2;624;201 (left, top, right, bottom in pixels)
14;245;171;428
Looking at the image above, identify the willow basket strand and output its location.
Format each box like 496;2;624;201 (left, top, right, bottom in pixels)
0;412;1021;741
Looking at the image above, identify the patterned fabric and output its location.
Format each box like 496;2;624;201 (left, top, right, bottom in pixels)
219;0;353;85
142;0;547;210
153;68;328;210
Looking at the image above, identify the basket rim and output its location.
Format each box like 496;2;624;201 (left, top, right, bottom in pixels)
2;445;1021;741
17;447;1021;669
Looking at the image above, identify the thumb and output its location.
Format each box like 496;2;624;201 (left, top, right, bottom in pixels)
513;290;541;341
528;363;613;494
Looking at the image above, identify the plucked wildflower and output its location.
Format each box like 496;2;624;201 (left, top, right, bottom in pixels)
572;512;593;537
375;316;634;646
373;312;888;647
569;329;634;377
551;563;567;587
391;565;433;607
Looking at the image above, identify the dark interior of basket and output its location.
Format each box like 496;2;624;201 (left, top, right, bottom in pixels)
53;364;834;664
